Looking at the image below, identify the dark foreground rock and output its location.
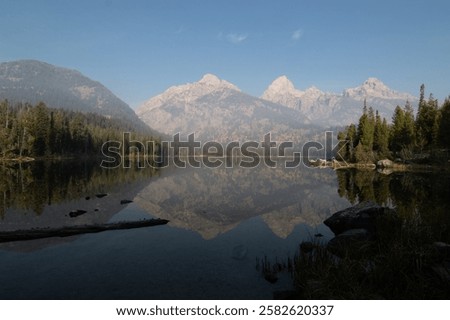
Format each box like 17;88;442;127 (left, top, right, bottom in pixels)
324;201;397;235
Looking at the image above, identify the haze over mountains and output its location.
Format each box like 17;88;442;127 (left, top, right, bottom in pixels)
138;74;418;141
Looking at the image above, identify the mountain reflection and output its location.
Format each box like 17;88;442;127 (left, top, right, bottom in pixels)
135;165;350;239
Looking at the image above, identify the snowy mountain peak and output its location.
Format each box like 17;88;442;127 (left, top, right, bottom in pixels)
197;73;240;91
364;77;384;86
304;86;323;94
267;75;296;93
198;73;221;85
261;75;303;103
261;76;418;127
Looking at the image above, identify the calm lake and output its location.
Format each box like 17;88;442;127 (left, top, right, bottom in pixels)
0;160;449;299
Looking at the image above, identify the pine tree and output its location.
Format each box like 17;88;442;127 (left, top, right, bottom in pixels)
402;101;416;147
416;85;439;150
390;106;405;153
27;102;50;156
438;97;450;148
373;110;389;159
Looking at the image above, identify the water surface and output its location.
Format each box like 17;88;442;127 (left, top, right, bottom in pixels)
0;161;448;299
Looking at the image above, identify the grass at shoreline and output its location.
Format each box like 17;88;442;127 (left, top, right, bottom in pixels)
262;214;450;299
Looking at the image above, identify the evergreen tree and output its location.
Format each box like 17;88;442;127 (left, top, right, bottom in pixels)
390;106;405;153
27;102;50;156
416;85;439;150
373;110;389;159
354;104;375;163
402;101;416;147
438;97;450;148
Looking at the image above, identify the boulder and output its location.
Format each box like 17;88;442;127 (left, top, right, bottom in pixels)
324;201;397;235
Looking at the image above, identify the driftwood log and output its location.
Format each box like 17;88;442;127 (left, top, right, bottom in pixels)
0;219;169;243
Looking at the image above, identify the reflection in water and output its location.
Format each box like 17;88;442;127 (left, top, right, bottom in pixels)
336;169;450;241
135;165;350;239
0;161;158;251
0;161;449;299
0;160;159;218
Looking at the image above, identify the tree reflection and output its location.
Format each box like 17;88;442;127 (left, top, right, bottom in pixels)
0;160;158;217
336;169;450;242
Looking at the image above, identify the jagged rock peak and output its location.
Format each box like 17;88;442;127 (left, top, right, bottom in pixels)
197;73;240;91
344;77;413;100
362;77;389;89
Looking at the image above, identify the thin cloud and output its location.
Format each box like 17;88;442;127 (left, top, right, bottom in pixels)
226;33;248;44
292;29;304;41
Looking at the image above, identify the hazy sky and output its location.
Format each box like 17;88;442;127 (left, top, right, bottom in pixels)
1;0;449;108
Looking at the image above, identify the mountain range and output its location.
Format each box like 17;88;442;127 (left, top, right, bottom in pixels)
0;60;149;131
137;74;313;142
262;76;416;127
137;74;418;141
0;60;418;141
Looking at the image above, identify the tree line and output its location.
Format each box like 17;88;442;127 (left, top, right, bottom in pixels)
337;84;450;163
0;100;157;159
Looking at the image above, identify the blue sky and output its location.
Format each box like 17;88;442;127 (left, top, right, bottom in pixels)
1;0;449;108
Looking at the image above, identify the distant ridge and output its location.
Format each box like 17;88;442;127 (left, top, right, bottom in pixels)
137;74;418;141
0;60;150;132
137;74;314;142
261;76;418;126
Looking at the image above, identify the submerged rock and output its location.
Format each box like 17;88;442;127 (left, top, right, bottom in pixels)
324;201;397;235
95;193;108;198
69;209;87;218
120;199;133;205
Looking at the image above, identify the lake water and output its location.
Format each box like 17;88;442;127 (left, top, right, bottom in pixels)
0;161;449;299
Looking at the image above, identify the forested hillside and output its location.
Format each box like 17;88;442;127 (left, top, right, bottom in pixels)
0;100;157;159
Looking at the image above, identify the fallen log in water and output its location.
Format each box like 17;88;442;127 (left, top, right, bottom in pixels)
0;219;169;243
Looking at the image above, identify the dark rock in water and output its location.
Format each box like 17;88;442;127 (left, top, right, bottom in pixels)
96;193;108;198
120;199;133;205
324;201;397;235
85;196;90;200
94;208;99;212
69;209;87;218
314;233;324;237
